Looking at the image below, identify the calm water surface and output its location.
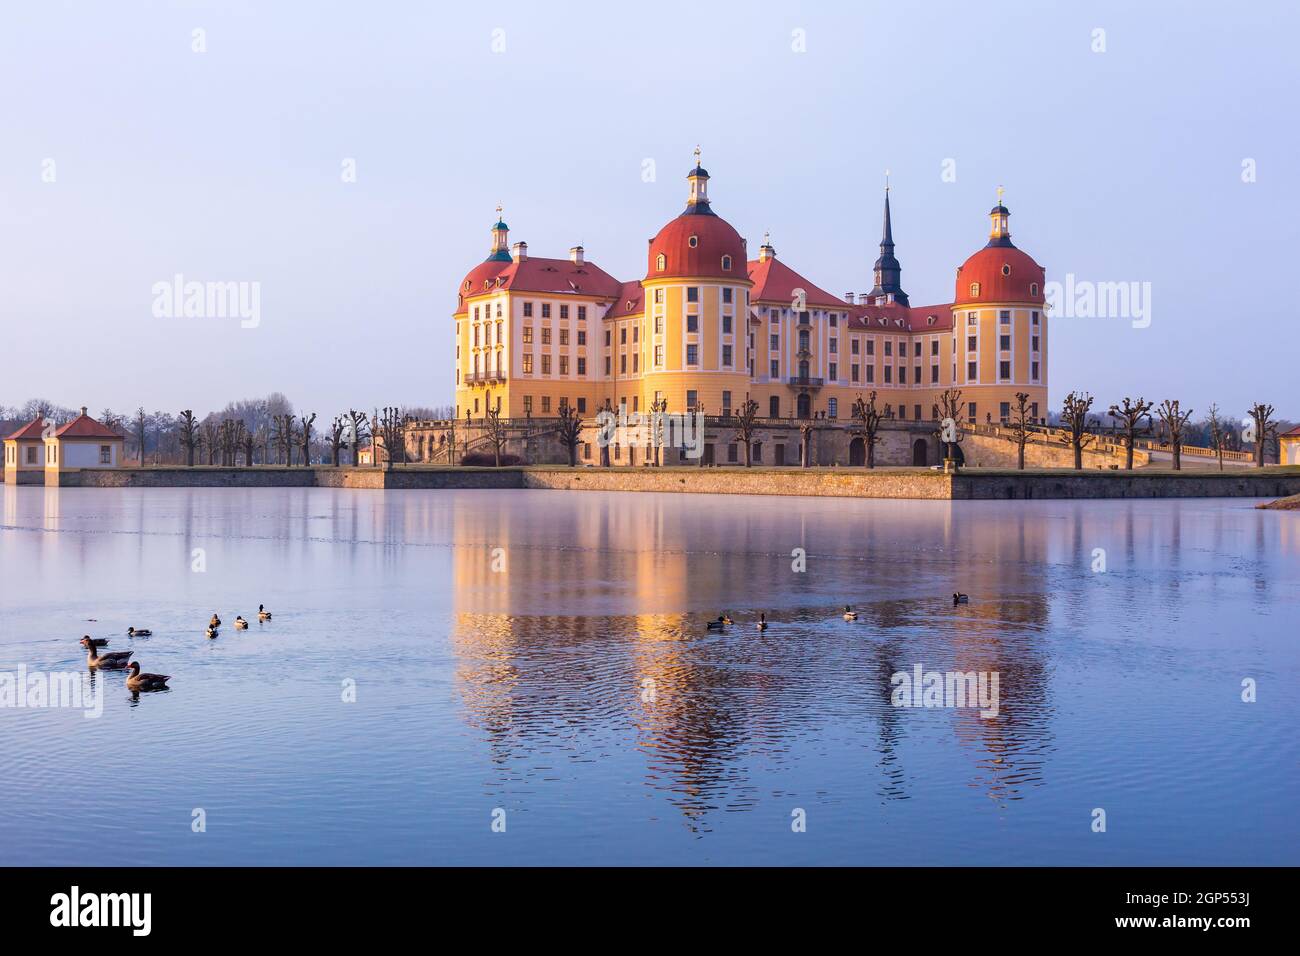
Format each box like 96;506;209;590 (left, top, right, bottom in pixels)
1;485;1296;865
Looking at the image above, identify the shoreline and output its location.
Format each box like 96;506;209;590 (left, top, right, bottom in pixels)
6;464;1300;501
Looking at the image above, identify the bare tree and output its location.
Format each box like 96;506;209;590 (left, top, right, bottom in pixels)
341;410;369;466
299;413;316;467
935;387;965;465
1107;396;1153;470
1155;399;1194;471
1205;404;1225;472
328;417;346;467
1060;391;1098;470
482;399;507;466
799;420;815;468
1248;403;1278;468
731;397;759;467
178;410;199;466
376;406;410;467
134;407;148;467
852;391;885;469
649;396;668;467
1010;391;1032;470
243;427;255;468
271;414;298;465
556;400;583;467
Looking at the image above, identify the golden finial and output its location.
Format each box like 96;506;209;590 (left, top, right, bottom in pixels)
996;184;1004;206
693;145;701;166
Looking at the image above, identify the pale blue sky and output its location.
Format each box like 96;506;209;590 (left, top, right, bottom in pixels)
1;0;1295;420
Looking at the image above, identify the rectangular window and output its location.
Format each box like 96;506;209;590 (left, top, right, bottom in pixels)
577;397;587;413
898;405;906;420
967;335;977;351
931;365;939;383
523;302;533;317
885;341;892;357
687;287;699;303
633;326;639;343
770;359;779;378
770;333;779;350
830;337;838;354
914;341;922;357
1000;401;1011;422
722;315;732;334
559;356;569;375
851;338;860;355
866;340;875;356
654;315;663;334
523;395;533;414
967;360;977;380
654;345;663;366
968;312;977;325
557;305;568;320
100;445;111;464
1000;334;1010;350
687;315;698;333
541;303;551;318
1032;361;1040;380
577;357;586;375
769;396;780;418
829;362;837;380
851;364;860;382
522;354;533;374
1032;311;1039;325
620;354;627;373
1000;310;1011;323
542;328;552;345
541;355;552;375
898;365;906;384
686;389;698;410
931;340;939;356
604;330;611;346
884;366;892;384
632;353;639;373
559;328;569;346
578;306;587;321
1000;360;1011;380
654;288;663;303
604;356;611;374
967;402;977;424
577;330;586;346
828;398;838;419
722;390;732;412
728;443;738;463
620;327;627;344
541;396;551;413
866;365;874;383
722;288;732;303
1031;335;1039;351
686;344;699;365
722;344;733;366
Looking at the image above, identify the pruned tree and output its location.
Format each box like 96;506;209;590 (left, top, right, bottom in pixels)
1247;403;1278;468
1155;399;1194;471
1206;404;1225;472
935;387;965;465
731;397;759;467
271;413;298;465
243;426;255;468
134;407;148;467
649;396;667;467
1107;396;1153;470
1060;391;1098;470
342;410;369;466
376;406;410;467
482;399;507;467
200;419;220;465
1010;391;1032;470
328;416;346;467
178;409;199;466
852;391;885;469
799;420;815;468
299;413;316;467
556;400;583;467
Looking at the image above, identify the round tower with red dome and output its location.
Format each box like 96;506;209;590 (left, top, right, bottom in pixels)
640;151;753;419
949;190;1048;426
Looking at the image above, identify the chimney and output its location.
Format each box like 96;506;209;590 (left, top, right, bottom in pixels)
570;245;584;265
860;292;871;304
844;292;855;304
511;241;527;263
80;406;88;416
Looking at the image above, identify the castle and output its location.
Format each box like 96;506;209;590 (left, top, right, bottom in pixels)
452;155;1048;465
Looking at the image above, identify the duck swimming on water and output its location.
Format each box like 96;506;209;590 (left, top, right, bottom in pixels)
843;605;858;621
205;626;219;640
209;613;221;628
80;636;132;670
258;605;272;622
125;662;171;692
234;616;248;630
757;612;768;632
127;627;151;637
953;592;969;606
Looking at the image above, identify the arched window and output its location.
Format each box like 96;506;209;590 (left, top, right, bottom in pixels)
656;254;666;271
969;282;981;297
721;255;732;270
1029;282;1039;296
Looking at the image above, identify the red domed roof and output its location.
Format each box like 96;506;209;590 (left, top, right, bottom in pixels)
646;212;747;281
954;244;1045;306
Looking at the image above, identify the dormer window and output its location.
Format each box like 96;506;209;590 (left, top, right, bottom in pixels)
656;254;666;271
721;255;732;270
1030;282;1039;296
927;315;936;326
969;282;981;297
688;235;698;248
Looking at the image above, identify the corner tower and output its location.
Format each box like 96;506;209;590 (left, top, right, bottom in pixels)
867;181;909;306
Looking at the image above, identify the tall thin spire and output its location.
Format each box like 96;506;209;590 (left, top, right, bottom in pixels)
868;180;908;306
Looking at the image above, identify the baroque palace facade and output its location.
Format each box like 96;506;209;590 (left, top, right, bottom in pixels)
453;157;1048;449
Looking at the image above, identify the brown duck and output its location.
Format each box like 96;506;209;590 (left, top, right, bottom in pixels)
125;661;171;691
80;636;132;670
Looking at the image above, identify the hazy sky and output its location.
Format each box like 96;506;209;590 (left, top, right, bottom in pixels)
2;0;1295;421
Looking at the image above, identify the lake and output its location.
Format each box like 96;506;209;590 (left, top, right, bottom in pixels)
1;485;1296;865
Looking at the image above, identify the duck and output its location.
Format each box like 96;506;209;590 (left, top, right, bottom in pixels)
234;616;248;629
125;661;171;692
258;604;272;622
80;636;133;670
719;613;734;625
953;592;970;606
757;612;768;632
706;613;731;631
209;613;222;628
127;627;151;637
842;605;858;621
205;626;219;640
